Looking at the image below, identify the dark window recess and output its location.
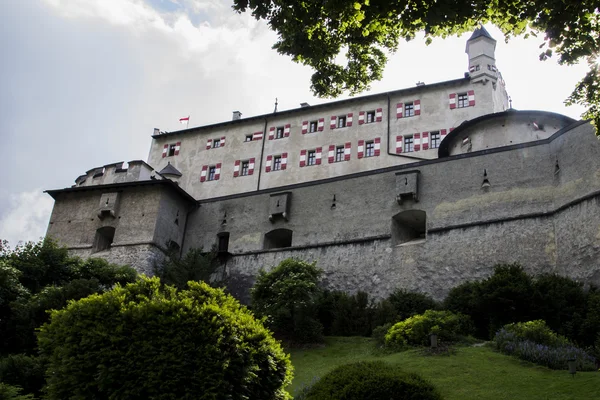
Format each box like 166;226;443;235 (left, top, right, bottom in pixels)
217;232;230;253
309;121;318;132
168;144;176;157
391;210;426;245
92;226;115;253
264;228;293;250
245;135;253;142
168;240;180;253
212;139;220;148
338;116;347;128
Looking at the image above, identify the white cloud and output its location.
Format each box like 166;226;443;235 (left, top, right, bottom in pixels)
0;190;54;246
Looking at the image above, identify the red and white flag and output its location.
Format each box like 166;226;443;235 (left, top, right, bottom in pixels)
179;116;190;124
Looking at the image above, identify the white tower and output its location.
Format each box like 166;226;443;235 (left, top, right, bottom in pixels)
466;26;498;86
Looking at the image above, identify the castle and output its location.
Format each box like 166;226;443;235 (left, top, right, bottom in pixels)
45;27;600;301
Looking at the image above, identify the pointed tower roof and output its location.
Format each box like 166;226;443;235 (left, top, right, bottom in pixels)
159;162;182;177
468;26;495;42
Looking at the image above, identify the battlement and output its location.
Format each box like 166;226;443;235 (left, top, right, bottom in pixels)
74;160;158;187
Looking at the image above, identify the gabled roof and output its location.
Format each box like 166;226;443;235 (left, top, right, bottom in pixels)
468;26;495;42
159;162;182;177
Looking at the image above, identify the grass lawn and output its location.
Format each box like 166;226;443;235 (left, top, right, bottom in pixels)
287;337;600;399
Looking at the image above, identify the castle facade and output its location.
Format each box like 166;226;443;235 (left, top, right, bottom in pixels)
45;28;600;300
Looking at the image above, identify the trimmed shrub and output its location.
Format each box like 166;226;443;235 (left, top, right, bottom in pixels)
386;310;473;347
494;324;597;371
0;354;44;397
501;320;570;347
38;277;292;400
444;280;487;338
300;361;443;400
251;258;323;343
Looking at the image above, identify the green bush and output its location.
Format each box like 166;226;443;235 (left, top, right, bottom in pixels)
300;361;443;400
387;289;439;321
316;290;373;337
0;383;35;400
372;323;393;346
531;274;587;341
38;277;292;400
154;247;220;289
501;320;570;347
581;290;600;347
251;258;323;343
0;355;44;397
444;264;535;339
386;310;473;347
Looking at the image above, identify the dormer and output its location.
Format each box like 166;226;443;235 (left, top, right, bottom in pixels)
466;26;498;86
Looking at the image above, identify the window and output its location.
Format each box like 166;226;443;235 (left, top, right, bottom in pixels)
430;131;441;149
404;102;414;117
212;139;220;148
273;156;282;171
335;146;345;162
264;228;293;249
217;232;230;253
276;126;284;139
366;111;375;123
168;144;176;157
457;93;469;108
337;116;347;128
365;141;375;157
245;134;252;142
241;161;249;176
404;136;414;153
391;210;426;245
309;120;318;133
92;227;115;253
208;166;216;181
306;150;316;166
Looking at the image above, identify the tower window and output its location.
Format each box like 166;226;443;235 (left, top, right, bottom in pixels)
309;120;318;133
404;102;415;117
337;116;347;128
212;139;221;148
457;93;469;108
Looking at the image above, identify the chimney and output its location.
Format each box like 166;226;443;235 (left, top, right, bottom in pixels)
232;111;242;121
300;102;310;108
153;128;160;135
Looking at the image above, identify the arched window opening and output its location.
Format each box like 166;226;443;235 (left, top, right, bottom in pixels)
264;228;293;250
92;226;115;253
391;210;426;245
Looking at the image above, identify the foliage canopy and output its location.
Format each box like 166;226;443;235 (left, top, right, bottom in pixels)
38;276;293;400
233;0;600;130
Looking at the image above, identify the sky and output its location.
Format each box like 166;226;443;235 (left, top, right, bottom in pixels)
0;0;590;246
